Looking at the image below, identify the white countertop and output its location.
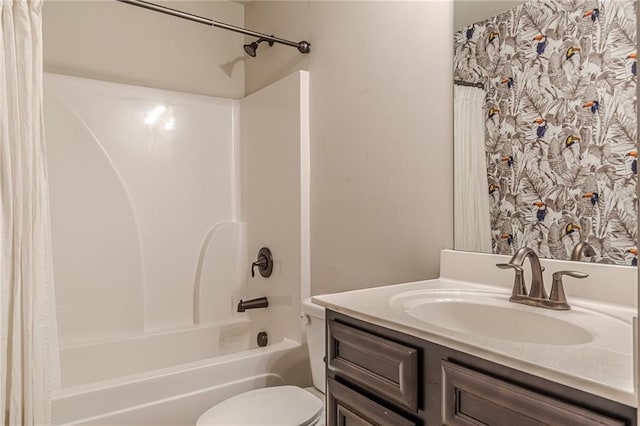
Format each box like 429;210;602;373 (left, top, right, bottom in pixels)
313;250;638;408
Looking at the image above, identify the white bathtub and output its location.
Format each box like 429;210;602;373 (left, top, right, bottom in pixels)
52;320;310;425
46;72;312;425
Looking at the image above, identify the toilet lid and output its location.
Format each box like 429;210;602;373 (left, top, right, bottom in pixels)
196;386;323;426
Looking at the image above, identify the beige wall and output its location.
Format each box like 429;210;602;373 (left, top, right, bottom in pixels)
245;1;455;295
43;0;245;98
454;0;526;29
44;0;456;296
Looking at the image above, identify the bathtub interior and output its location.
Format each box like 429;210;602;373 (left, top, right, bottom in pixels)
45;70;311;401
59;319;257;388
53;339;311;425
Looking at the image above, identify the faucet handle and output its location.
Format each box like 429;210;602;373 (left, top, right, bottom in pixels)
549;270;588;309
496;263;524;272
496;263;527;298
553;270;589;280
251;247;273;278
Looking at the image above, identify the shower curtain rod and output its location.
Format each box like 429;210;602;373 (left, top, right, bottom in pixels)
115;0;311;55
454;80;485;89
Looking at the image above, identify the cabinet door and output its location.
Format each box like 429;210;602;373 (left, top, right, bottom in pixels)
442;361;625;426
327;320;419;412
328;378;417;426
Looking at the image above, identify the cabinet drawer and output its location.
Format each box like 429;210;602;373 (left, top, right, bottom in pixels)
442;361;625;426
328;378;417;426
327;320;418;412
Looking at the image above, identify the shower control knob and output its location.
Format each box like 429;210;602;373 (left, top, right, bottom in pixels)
251;247;273;278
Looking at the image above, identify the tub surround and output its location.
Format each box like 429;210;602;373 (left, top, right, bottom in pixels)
46;71;312;425
313;249;637;407
45;72;240;339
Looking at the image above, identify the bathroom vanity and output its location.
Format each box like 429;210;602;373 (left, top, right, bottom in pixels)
325;310;634;425
314;250;638;425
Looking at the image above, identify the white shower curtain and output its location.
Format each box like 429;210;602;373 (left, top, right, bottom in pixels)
1;1;59;424
453;85;492;253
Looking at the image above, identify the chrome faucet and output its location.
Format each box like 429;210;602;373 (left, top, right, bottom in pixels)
571;241;596;261
497;247;588;310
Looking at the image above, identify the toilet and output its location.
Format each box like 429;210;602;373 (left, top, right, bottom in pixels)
196;298;326;426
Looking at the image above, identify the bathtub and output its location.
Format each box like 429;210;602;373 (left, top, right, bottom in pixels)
46;71;312;425
52;319;310;425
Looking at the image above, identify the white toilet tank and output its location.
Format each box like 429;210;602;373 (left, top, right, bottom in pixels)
302;298;326;393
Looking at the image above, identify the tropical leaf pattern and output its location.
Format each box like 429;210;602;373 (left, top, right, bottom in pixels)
454;0;637;266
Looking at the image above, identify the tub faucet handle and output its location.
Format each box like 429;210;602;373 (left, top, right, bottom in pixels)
251;257;267;278
251;247;273;278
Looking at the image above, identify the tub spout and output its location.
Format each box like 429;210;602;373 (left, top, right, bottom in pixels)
237;297;269;312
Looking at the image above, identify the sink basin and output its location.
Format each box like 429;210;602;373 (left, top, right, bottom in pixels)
390;289;630;347
407;300;591;345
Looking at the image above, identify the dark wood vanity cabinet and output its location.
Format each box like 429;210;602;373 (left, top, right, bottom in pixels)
328;378;417;426
326;310;636;426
